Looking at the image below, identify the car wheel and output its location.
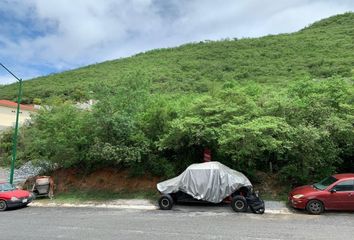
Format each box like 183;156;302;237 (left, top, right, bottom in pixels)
158;195;173;210
0;200;7;211
231;196;248;212
306;200;324;215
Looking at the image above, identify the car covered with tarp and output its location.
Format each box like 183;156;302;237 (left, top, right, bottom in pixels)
157;161;265;214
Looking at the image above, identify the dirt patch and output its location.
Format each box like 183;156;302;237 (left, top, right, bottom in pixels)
253;171;288;200
50;168;161;193
24;167;286;200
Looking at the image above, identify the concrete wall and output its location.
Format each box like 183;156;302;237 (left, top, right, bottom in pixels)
0;106;33;130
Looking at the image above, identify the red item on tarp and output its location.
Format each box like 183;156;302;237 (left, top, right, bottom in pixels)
204;148;211;162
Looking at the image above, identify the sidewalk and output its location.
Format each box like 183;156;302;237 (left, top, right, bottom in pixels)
264;200;292;214
30;199;292;214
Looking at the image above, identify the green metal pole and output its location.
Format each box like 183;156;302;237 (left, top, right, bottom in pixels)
9;79;23;184
0;63;23;184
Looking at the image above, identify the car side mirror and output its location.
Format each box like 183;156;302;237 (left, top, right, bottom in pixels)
330;189;337;193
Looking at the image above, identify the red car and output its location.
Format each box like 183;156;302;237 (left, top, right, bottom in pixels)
0;182;33;211
289;173;354;214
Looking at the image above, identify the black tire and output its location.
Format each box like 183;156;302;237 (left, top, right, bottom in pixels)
231;196;248;212
158;195;173;210
306;200;324;215
0;200;7;211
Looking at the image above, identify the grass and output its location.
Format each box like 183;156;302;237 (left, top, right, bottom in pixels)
33;188;289;205
35;189;160;204
258;191;289;202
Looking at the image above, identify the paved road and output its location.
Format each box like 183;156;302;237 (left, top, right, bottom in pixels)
1;205;353;240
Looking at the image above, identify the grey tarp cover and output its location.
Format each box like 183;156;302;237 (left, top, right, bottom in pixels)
157;161;252;203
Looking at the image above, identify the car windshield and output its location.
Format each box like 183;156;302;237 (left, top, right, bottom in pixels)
313;176;338;190
0;183;15;192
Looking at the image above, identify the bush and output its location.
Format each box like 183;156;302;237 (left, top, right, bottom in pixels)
145;156;175;178
13;76;354;186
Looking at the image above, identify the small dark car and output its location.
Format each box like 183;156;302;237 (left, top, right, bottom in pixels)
157;162;265;214
289;173;354;214
0;182;33;211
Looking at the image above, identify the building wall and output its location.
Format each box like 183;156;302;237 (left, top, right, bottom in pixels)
0;106;32;130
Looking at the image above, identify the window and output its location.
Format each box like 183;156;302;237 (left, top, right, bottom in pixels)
0;183;15;192
333;180;354;192
313;176;338;190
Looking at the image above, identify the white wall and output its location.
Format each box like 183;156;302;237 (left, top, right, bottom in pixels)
0;106;33;130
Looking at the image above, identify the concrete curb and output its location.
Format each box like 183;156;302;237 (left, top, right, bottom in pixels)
30;199;157;210
264;200;293;214
29;200;293;214
30;202;158;210
264;209;292;214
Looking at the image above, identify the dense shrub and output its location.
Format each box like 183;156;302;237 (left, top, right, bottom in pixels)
0;13;353;185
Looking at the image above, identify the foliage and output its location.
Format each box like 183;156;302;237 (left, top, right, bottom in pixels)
0;129;12;166
0;13;353;185
1;13;354;103
22;104;94;168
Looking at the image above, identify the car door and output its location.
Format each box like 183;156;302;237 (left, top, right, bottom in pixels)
345;180;354;210
327;180;354;210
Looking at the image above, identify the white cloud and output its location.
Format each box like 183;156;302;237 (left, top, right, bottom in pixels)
0;75;15;85
1;0;354;84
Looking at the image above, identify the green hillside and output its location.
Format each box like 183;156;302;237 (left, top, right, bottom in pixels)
1;12;354;103
0;13;353;186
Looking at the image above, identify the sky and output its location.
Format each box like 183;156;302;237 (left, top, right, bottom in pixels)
0;0;354;85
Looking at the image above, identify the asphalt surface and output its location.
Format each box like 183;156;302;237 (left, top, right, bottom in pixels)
1;204;353;240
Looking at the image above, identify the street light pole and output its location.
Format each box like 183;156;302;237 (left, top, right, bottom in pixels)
0;63;23;184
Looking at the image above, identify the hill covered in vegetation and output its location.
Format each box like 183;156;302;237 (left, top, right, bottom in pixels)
1;13;354;103
0;13;353;185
